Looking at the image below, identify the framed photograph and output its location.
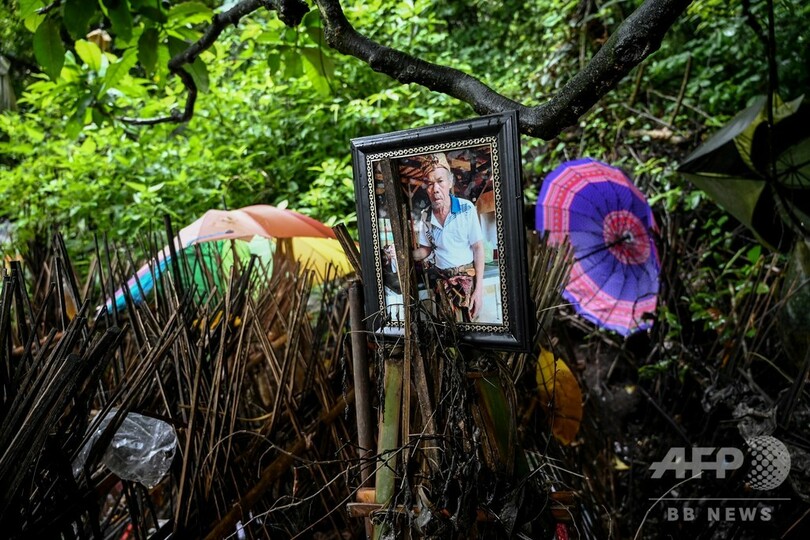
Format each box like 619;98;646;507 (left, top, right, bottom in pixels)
350;111;532;351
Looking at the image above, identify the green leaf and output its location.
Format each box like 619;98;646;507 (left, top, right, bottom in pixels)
167;1;213;26
0;142;35;156
75;39;103;71
305;26;324;47
301;48;332;96
167;36;185;58
66;93;93;138
256;32;282;45
138;27;159;75
302;9;321;28
746;245;761;264
24;11;46;32
282;51;302;78
155;43;171;86
112;76;147;97
302;11;324;46
185;56;209;93
103;48;138;92
63;0;97;39
79;137;97;154
24;125;46;143
124;181;148;192
19;0;45;20
166;26;202;43
168;37;209;93
267;53;281;73
33;19;66;80
131;0;166;23
281;27;297;44
108;0;133;42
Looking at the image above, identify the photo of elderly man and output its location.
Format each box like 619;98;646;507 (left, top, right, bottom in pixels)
411;153;485;322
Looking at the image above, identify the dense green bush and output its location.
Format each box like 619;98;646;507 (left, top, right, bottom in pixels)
1;0;807;278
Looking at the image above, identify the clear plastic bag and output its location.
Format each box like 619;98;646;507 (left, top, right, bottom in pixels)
73;409;177;488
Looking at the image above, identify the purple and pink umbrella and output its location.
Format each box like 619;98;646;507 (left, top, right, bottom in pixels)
536;158;660;336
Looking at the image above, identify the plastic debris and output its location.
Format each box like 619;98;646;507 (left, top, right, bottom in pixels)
73;409;177;488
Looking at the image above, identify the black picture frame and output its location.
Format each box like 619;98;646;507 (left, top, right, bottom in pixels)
350;111;532;352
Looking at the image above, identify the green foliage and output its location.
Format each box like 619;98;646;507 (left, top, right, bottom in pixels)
647;0;809;117
0;0;807;365
33;19;64;80
1;3;471;258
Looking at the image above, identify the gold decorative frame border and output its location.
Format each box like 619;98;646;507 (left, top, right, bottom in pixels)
366;136;510;334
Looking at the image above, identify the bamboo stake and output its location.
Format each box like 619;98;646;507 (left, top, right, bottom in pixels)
333;223;362;278
380;159;413;476
374;359;403;540
382;159;442;477
349;281;374;484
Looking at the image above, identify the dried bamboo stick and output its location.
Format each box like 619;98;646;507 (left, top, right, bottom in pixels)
203;390;355;540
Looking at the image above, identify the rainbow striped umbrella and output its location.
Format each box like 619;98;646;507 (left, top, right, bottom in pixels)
106;205;353;312
536;158;659;336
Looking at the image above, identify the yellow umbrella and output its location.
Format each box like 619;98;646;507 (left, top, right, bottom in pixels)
276;237;354;281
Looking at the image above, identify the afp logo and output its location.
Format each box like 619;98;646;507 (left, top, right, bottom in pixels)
649;436;791;490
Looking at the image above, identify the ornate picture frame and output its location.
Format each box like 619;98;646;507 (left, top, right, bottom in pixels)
350;111;532;351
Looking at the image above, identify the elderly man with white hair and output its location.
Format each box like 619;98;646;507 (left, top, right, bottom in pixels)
412;152;485;322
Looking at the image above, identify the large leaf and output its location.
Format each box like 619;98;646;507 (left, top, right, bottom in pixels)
472;375;517;475
19;0;45;19
33;19;65;81
24;11;46;32
185;56;209;94
107;0;133;42
131;0;166;23
63;0;97;39
75;39;103;72
282;50;303;79
168;37;209;93
535;348;583;445
302;9;324;46
138;27;159;75
167;1;213;26
301;47;333;97
103;48;138;93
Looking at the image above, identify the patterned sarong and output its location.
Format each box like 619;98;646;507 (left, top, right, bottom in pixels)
436;272;474;322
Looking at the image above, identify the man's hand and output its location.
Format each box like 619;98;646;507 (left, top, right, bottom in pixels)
468;284;484;320
383;244;395;263
412;245;432;261
469;240;485;320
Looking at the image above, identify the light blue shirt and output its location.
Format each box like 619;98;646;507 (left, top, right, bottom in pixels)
418;195;483;269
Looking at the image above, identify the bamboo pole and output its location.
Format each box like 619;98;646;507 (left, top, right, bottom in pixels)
374;359;403;540
379;159;438;470
349;281;374;484
380;160;413;476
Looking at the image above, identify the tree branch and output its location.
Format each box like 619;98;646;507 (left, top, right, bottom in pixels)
741;0;768;49
36;1;62;16
120;0;691;138
0;51;40;75
315;0;692;139
119;0;308;126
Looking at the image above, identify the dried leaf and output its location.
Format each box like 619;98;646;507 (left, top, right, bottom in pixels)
613;455;630;471
535;348;583;445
